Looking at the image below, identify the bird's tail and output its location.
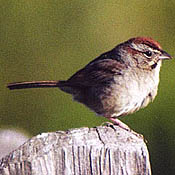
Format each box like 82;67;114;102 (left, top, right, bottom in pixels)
7;81;60;90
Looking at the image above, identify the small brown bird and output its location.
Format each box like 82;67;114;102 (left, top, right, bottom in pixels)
7;37;172;131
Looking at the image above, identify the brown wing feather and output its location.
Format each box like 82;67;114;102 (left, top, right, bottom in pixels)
66;59;127;87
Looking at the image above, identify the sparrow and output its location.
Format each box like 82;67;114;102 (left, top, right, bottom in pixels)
7;37;172;131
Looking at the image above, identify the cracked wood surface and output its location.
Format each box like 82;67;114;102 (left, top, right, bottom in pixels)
0;124;151;175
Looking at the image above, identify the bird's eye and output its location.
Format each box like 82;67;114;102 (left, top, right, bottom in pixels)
144;51;152;57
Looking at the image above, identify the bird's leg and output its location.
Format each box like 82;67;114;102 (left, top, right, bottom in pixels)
108;117;131;131
107;117;144;139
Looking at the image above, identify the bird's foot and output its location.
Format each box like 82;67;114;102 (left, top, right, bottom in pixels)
107;117;144;140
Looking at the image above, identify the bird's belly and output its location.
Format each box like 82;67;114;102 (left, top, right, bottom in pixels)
108;76;158;118
74;70;159;118
112;90;149;117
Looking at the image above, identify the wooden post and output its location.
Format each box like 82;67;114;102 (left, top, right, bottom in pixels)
0;124;151;175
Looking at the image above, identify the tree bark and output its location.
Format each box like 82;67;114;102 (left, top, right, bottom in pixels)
0;124;151;175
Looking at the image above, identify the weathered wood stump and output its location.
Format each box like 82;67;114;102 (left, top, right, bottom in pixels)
0;124;151;175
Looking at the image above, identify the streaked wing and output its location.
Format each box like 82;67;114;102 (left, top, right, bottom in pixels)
66;59;127;87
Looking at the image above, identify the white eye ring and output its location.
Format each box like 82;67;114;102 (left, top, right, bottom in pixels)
144;51;152;57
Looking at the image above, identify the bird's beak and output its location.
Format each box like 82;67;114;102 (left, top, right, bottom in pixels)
159;50;172;60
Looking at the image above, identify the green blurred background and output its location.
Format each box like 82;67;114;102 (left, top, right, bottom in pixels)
0;1;175;174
